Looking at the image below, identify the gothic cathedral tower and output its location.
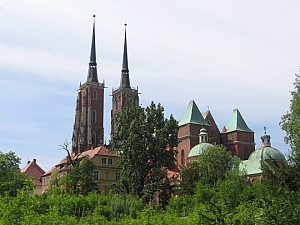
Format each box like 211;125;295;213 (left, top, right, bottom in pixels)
111;24;139;138
72;16;105;154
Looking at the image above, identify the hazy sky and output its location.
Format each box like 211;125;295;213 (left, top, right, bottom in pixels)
0;1;299;171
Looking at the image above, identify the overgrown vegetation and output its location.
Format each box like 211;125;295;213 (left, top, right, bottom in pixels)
112;102;179;207
3;77;300;225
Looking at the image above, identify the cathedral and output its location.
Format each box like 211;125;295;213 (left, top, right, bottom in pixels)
70;16;285;178
176;100;255;168
38;16;286;194
72;16;139;154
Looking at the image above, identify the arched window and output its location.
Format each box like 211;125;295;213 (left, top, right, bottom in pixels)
181;150;185;165
92;132;97;145
92;110;96;123
93;90;97;99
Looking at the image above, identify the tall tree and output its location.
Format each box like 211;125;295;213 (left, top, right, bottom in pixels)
197;144;233;188
0;151;34;196
280;73;300;155
112;102;179;205
69;156;97;195
263;73;300;190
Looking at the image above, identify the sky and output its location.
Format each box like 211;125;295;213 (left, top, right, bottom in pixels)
0;0;299;171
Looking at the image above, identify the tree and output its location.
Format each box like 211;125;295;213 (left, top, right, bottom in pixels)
197;144;233;188
179;161;201;195
69;156;97;195
280;73;300;155
112;102;179;205
0;151;34;196
266;73;300;190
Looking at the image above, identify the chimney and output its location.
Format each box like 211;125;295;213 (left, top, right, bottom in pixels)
33;159;36;166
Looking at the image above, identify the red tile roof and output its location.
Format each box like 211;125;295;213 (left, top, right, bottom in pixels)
21;159;45;185
167;166;180;179
42;146;117;177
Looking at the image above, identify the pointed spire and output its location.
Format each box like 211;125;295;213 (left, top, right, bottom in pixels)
225;109;253;133
120;23;131;88
178;100;211;126
87;15;99;83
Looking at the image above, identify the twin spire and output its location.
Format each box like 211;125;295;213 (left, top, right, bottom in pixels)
86;15;131;89
120;23;131;88
87;15;98;83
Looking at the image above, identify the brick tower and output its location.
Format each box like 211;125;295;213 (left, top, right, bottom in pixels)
221;109;255;160
72;15;105;154
111;23;139;138
177;100;221;167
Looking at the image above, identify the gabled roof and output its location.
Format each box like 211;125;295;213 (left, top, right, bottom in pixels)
178;100;210;126
225;109;253;133
75;145;118;160
21;159;45;185
201;111;209;119
42;146;117;177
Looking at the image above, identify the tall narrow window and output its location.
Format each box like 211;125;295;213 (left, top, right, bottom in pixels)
93;90;97;99
181;150;185;165
92;132;97;145
94;171;99;180
92;110;96;123
116;172;120;181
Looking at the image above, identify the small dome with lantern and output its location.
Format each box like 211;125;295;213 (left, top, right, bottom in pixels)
239;127;286;177
188;127;213;160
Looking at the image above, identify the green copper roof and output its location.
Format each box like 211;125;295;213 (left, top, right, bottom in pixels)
239;159;263;175
240;145;286;176
87;16;99;83
248;146;286;161
178;100;210;126
200;128;208;135
202;111;209;119
188;143;213;158
225;109;253;133
120;23;131;88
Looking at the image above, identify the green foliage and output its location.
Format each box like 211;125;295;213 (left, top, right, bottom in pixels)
264;73;300;191
167;195;195;217
197;144;233;188
69;156;97;195
112;102;179;206
280;73;300;154
110;195;144;221
47;156;97;195
0;151;34;196
179;161;200;195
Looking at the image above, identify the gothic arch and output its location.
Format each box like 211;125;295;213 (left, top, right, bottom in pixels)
92;110;96;123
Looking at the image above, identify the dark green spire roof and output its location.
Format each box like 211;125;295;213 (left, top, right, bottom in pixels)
87;15;98;83
120;23;131;88
225;109;253;133
178;100;210;126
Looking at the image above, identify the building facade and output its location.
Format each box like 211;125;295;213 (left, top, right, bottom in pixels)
41;146;120;194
